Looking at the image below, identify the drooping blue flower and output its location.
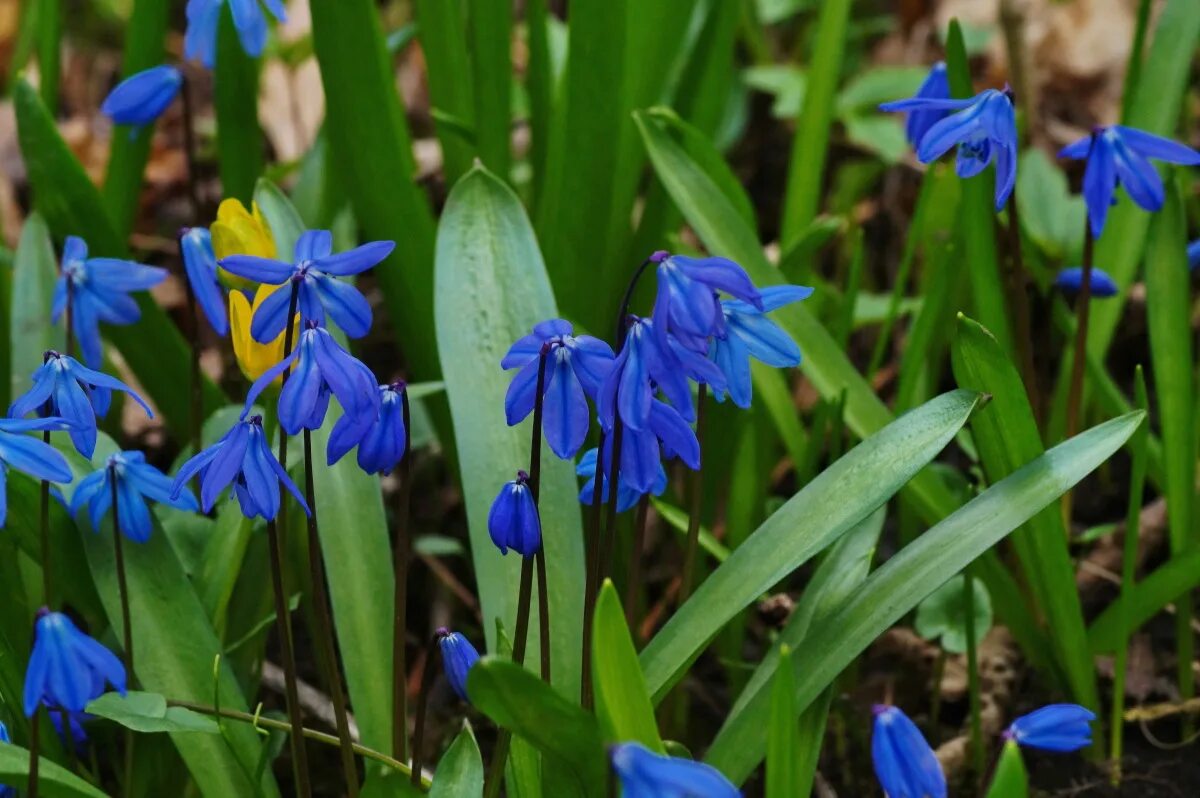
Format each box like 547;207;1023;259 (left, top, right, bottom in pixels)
881;88;1018;210
1053;267;1118;298
1004;704;1095;752
1059;126;1200;236
100;65;182;128
242;322;379;443
328;382;408;474
70;451;199;544
170;415;308;521
0;720;12;798
610;742;740;798
50;711;90;754
52;236;168;368
185;0;288;68
24;609;126;717
0;417;74;528
651;251;762;355
487;473;540;557
710;285;813;409
218;230;395;342
576;445;667;513
597;316;697;431
8;352;152;458
903;63;951;146
181;228;229;336
1189;239;1200;272
437;628;480;702
503;319;615;460
871;705;946;798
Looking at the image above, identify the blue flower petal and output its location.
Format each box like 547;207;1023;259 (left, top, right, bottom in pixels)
101;65;182;127
315;240;395;276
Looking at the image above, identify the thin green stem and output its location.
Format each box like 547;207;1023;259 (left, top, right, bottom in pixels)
411;633;441;788
964;567;984;783
392;387;413;764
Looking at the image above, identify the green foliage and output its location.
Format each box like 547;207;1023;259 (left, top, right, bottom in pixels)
765;646;797;798
85;692;220;734
591;581;662;752
8;212;56;401
915;574;993;654
0;743;109;798
429;723;485;798
985;741;1029;797
215;6;263;202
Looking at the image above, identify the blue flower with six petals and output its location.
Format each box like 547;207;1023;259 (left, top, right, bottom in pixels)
185;0;288;68
437;628;480;702
1004;703;1095;752
328;382;408;475
487;472;540;557
650;251;762;355
0;417;73;528
1189;239;1199;272
597;316;697;431
610;742;740;798
181;227;229;335
70;451;199;544
23;609;126;717
100;65;182;128
871;704;946;798
710;285;812;408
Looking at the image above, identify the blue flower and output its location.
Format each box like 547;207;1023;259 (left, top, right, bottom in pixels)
597;316;697;430
1189;239;1200;272
50;711;90;754
871;705;946;798
610;742;740;798
328;382;408;474
242;322;379;443
218;230;395;342
185;0;288;68
437;628;480;702
70;451;199;544
1004;704;1095;752
710;285;813;408
100;65;182;128
181;228;229;336
651;252;762;353
487;473;540;557
576;446;666;513
52;236;168;368
881;88;1018;210
9;351;152;458
0;720;12;798
171;415;308;521
24;609;126;717
503;319;615;459
0;417;74;528
1060;126;1200;236
1053;267;1118;298
903;63;951;146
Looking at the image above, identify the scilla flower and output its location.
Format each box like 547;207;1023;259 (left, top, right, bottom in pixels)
437;628;480;702
8;352;152;458
185;0;288;68
24;609;126;717
503;319;614;459
71;451;199;543
51;712;89;753
100;65;182;128
171;415;308;520
576;445;667;513
487;472;540;557
871;705;946;798
597;316;695;430
0;720;11;798
0;418;74;528
610;742;740;798
880;88;1018;210
710;285;813;409
903;63;951;146
1188;240;1199;272
181;228;229;335
242;322;379;440
328;382;408;474
650;251;762;354
52;236;168;368
1053;267;1118;298
1004;704;1095;752
219;230;395;341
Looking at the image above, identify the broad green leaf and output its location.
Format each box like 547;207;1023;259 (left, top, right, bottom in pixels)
640;390;984;701
429;723;484;798
844;115;909;164
85;691;220;734
434;166;585;696
836;66;929;114
214;6;262;202
985;741;1029;797
9;212;57;402
469;0;512;179
592;581;662;752
646;108;755;228
914;574;992;654
253;178;306;261
0;743;108;798
765;646;797;798
415;0;476;183
1014;148;1084;261
467;659;606;798
310;0;440;379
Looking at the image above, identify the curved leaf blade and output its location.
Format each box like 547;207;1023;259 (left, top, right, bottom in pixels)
592;580;662;752
0;743;109;798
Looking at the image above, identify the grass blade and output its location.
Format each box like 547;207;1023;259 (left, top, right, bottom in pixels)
415;0;476;184
429;723;484;798
765;645;798;798
214;6;263;202
8;212;57;402
469;0;512;179
591;581;662;751
0;744;108;798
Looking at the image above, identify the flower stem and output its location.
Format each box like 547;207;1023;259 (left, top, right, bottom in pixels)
599;420;625;579
265;518;311;798
410;633;441;788
527;347;551;684
392;388;413;764
678;384;708;605
1065;216;1096;442
27;708;40;798
178;69;203;221
302;427;360;797
963;566;984;783
64;276;74;360
1003;193;1040;416
625;495;650;629
581;429;606;709
109;468;135;798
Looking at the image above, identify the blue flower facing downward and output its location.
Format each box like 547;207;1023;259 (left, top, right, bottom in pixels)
503;319;615;460
1004;704;1095;752
24;609;126;717
903;63;951;146
597;316;698;431
171;415;308;521
9;352;152;458
181;228;229;335
651;251;762;354
52;236;168;368
328;382;408;475
610;742;740;798
871;705;946;798
710;285;813;409
70;451;199;544
437;628;480;702
576;446;667;513
101;65;182;128
185;0;288;68
487;472;540;557
1060;126;1200;236
881;88;1018;210
218;230;395;342
0;417;73;529
1053;267;1118;298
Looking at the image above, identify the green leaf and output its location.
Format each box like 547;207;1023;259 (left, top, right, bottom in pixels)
743;65;806;119
8;211;57;400
592;581;662;752
0;743;109;798
466;659;606;798
85;691;221;734
1088;548;1200;654
640;390;983;701
914;574;992;654
253;178;306;262
836;66;929;114
843;115;909;164
434;166;585;695
1014;148;1084;260
765;646;797;798
414;0;476;183
985;741;1029;797
214;6;263;202
429;722;484;798
469;0;512;179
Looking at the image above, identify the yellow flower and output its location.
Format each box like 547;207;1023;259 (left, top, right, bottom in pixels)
210;199;276;291
229;284;298;383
